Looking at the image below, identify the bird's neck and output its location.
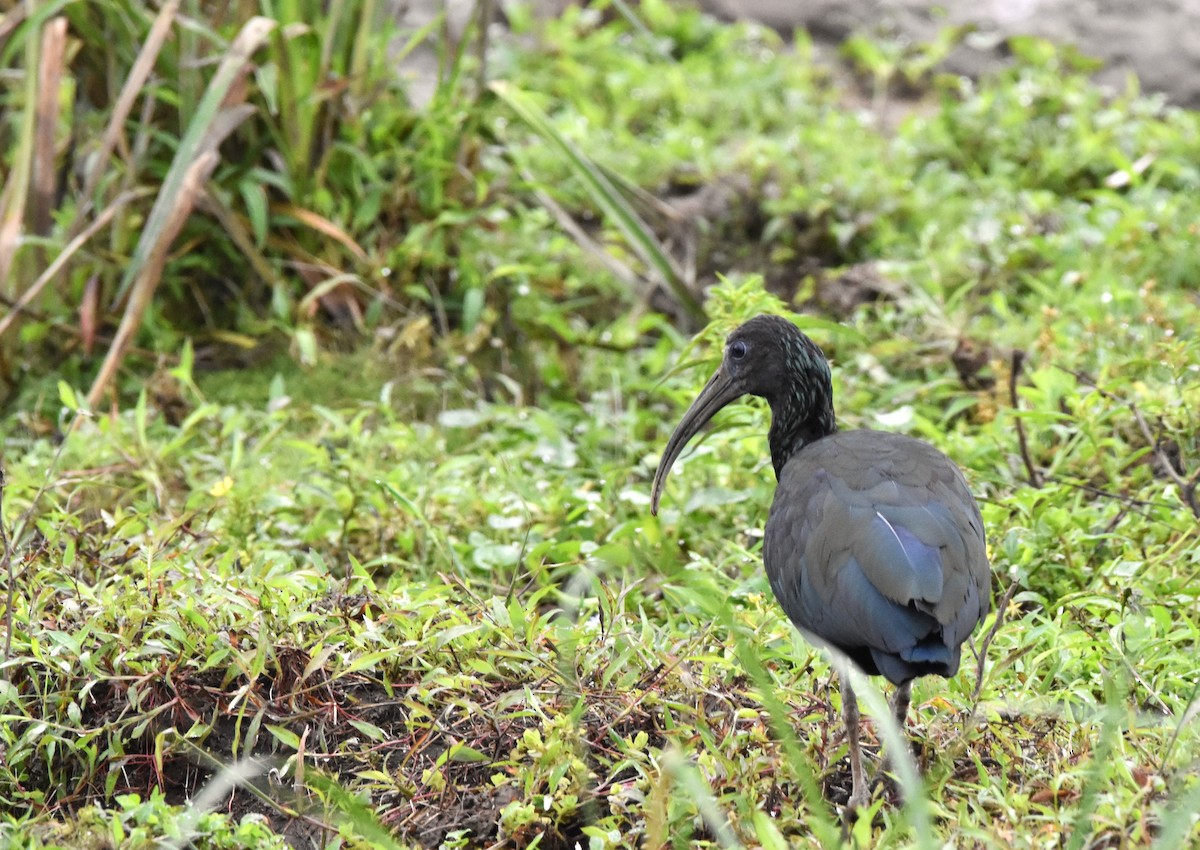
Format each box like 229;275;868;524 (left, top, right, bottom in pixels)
767;387;837;478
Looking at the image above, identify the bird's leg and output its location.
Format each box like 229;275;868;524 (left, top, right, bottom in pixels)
841;675;870;810
890;680;912;728
880;680;914;801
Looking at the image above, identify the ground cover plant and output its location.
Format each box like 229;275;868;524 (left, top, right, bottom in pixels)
1;1;1200;847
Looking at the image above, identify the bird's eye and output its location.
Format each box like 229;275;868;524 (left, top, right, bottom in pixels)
729;340;748;361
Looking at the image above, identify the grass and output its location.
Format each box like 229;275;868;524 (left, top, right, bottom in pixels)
2;1;1200;847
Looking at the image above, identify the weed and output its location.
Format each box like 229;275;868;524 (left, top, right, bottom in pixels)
1;6;1199;850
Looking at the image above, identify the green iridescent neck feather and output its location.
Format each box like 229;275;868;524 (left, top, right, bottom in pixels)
766;328;837;477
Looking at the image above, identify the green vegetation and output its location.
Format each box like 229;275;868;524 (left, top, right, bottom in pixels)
2;1;1199;847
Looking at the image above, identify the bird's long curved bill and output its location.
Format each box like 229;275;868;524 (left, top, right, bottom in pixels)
651;367;744;515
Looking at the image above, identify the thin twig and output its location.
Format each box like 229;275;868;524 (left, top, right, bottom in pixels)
1184;469;1200;517
972;579;1020;707
1062;480;1174;511
1;465;10;661
951;582;1022;777
1129;404;1200;518
1009;349;1042;487
1161;677;1200;772
472;0;493;98
1057;365;1117;401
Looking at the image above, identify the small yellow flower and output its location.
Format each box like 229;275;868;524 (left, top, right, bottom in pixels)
209;476;234;497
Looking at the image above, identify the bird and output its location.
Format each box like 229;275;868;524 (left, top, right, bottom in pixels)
650;313;991;810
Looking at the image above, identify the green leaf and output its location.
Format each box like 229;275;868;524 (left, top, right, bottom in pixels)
490;80;705;323
448;743;490;763
752;811;789;850
239;178;270;247
57;381;79;412
265;724;301;750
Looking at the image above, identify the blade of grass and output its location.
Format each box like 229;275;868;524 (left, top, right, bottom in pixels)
520;166;642;290
106;15;274;310
1;466;9;661
843;660;935;846
87;16;277;407
29;16;66;236
268;17;322;197
0;189;150;340
347;0;378;103
305;771;408;849
1064;689;1123;850
0;0;73;69
194;191;284;290
0;11;38;294
389;7;443;66
607;0;658;46
0;6;28;48
86;108;253;408
490;80;706;324
663;748;746;850
669;574;844;845
273;202;368;262
74;0;180;216
1160;676;1200;771
1153;777;1200;850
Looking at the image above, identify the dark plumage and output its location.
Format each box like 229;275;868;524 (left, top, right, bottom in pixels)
651;313;991;809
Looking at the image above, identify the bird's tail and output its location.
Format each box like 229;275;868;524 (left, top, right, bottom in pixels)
871;639;961;685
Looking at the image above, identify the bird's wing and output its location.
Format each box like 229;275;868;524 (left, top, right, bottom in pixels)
764;430;989;676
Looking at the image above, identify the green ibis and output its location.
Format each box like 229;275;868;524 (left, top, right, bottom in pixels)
651;314;990;809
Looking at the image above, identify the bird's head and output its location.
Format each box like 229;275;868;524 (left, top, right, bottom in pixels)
650;314;834;514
